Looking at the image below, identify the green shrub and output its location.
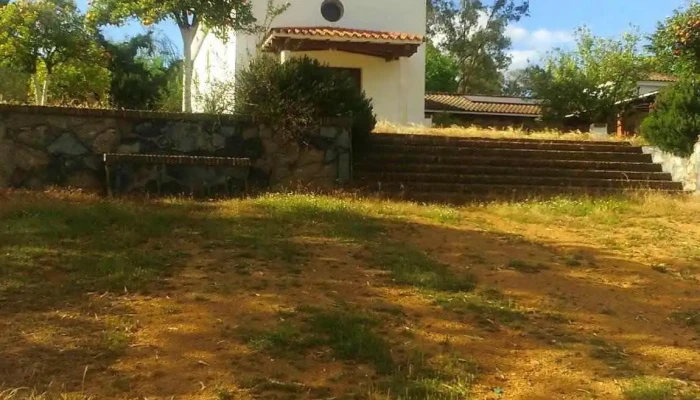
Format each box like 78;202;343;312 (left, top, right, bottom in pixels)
641;78;700;156
235;55;376;148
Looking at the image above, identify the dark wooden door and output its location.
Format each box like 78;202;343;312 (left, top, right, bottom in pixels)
328;67;362;90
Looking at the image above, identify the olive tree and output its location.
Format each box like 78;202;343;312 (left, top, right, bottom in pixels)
0;0;97;105
525;27;652;124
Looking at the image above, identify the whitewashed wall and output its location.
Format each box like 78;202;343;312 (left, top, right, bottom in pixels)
636;80;672;96
192;31;237;113
643;139;700;192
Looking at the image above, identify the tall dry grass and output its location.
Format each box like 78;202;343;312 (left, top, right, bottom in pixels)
0;388;90;400
374;121;648;145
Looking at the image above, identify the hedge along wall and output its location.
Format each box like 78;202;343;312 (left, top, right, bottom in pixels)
0;105;352;195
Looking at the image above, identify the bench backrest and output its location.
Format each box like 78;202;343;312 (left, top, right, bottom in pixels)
103;153;251;167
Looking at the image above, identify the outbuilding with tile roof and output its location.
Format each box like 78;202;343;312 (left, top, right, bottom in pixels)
423;93;563;130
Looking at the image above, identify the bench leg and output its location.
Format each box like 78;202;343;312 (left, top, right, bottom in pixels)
105;164;113;197
244;168;251;196
115;166;122;194
157;164;164;195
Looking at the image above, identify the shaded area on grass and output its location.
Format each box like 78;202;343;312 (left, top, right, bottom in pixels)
0;195;313;310
0;202;184;300
0;297;136;393
244;306;394;374
372;243;477;293
432;288;525;330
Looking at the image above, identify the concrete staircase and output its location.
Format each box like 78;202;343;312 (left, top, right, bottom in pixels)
353;134;683;202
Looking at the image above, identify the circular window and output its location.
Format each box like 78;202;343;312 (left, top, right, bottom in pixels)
321;0;344;23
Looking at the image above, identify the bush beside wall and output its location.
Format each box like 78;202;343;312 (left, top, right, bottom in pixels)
234;55;376;150
642;78;700;156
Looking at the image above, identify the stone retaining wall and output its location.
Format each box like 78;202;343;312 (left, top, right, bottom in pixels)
642;138;700;192
0;105;352;195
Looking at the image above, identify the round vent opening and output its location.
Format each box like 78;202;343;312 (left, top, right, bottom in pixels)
321;0;344;23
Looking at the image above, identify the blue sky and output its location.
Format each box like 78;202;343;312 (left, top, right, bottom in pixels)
78;0;688;69
507;0;687;68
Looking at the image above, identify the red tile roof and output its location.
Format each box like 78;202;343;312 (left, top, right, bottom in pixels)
425;93;542;116
268;27;424;43
646;73;678;82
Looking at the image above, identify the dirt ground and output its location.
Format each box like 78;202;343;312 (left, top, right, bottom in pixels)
1;190;699;399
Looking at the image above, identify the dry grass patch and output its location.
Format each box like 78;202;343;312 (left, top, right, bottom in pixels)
0;389;91;400
1;189;699;399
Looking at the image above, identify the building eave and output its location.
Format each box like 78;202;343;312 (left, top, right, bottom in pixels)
425;109;540;118
262;27;424;60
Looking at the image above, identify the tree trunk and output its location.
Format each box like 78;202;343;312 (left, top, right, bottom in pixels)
32;74;48;106
41;75;49;106
32;75;42;106
181;28;194;112
180;21;208;113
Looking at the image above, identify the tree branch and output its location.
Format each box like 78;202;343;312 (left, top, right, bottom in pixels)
191;12;198;30
172;11;185;27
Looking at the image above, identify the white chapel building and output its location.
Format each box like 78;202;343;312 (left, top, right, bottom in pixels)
192;0;427;124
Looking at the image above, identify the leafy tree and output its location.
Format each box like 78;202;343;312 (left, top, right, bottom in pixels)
43;57;111;106
641;78;700;156
425;0;440;38
0;0;99;105
88;0;256;112
195;76;237;114
524;27;652;124
425;43;459;92
0;66;30;103
428;0;529;94
157;60;184;112
502;68;533;97
99;32;181;110
648;2;700;76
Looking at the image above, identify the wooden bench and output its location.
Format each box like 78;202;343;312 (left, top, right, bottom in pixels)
103;153;251;197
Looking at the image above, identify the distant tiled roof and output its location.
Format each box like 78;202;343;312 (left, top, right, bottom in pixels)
645;73;678;82
425;93;542;116
267;27;424;43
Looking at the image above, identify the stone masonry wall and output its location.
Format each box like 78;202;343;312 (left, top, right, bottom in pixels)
642;138;700;192
0;105;352;195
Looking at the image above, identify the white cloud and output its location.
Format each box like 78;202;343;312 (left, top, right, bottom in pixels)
430;17;574;72
507;26;573;50
508;49;538;71
431;11;491;48
505;26;574;70
530;29;574;49
505;26;528;42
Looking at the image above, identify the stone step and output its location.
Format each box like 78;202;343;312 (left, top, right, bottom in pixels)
370;135;639;153
358;154;663;172
367;145;652;162
356;178;682;191
372;133;633;147
354;165;672;181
